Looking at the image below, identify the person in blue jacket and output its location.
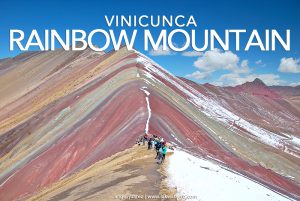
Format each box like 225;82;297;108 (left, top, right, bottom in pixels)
157;142;167;164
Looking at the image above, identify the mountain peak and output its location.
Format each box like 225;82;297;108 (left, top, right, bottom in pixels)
226;78;280;99
252;78;265;85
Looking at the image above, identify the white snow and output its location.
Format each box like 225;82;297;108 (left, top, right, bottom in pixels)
144;70;163;85
167;149;293;201
142;78;155;86
145;96;151;134
171;133;183;145
289;135;300;146
140;87;151;134
140;87;150;96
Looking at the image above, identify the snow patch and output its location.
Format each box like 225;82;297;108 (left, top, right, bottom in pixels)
142;78;155;86
140;87;151;134
171;133;183;145
145;97;151;134
140;87;150;96
167;149;293;201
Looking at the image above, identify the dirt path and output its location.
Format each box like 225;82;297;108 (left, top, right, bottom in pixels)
27;145;176;201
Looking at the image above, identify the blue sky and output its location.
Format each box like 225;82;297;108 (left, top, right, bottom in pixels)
0;0;299;86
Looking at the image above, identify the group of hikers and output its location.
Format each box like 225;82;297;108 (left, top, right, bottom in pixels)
136;132;168;164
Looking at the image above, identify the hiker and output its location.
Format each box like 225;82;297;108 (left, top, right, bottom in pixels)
136;136;140;145
157;147;163;164
151;137;155;148
156;141;168;164
161;142;167;163
136;135;143;146
156;145;164;164
155;138;162;159
148;137;153;149
143;133;148;145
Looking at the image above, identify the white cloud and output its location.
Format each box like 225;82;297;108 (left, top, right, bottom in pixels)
194;49;239;71
216;73;285;86
149;45;174;56
186;71;212;80
278;57;300;73
289;82;300;86
255;60;262;65
233;59;251;74
186;49;251;80
255;59;266;67
182;51;203;57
